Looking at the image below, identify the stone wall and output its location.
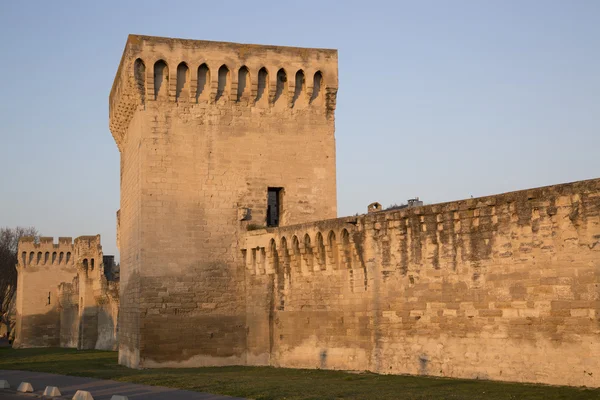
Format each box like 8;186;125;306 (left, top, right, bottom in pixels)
14;235;119;351
242;178;600;387
110;35;338;368
14;237;78;348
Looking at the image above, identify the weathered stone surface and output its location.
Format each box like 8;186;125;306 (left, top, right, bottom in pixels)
106;34;600;388
242;178;600;388
110;35;338;369
17;382;33;392
14;236;119;351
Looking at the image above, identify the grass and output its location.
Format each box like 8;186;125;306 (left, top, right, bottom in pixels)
0;347;599;400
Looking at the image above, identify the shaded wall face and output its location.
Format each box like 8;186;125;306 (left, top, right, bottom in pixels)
14;267;77;348
117;110;144;367
58;283;79;348
95;295;119;351
243;179;600;387
134;94;336;367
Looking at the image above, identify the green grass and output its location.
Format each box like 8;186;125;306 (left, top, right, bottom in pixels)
0;347;598;400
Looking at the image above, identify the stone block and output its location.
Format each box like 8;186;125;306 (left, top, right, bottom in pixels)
43;386;62;397
0;380;9;389
72;390;94;400
17;382;33;393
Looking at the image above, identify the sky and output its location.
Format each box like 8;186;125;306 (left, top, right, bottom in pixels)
0;0;598;259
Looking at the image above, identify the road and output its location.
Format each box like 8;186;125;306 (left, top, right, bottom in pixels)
0;369;243;399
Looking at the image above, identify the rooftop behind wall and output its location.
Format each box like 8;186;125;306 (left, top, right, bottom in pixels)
109;35;339;150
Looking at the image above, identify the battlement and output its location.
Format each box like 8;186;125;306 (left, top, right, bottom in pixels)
18;236;75;268
109;34;339;150
17;235;103;269
241;177;600;276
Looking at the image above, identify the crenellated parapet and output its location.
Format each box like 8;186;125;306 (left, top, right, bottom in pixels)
109;34;338;151
17;235;105;272
241;178;600;279
73;235;103;276
17;236;76;269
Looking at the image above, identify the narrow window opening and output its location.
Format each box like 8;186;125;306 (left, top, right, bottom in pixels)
303;234;313;270
216;64;229;101
37;252;42;264
48;292;51;305
44;252;49;264
134;58;146;104
176;62;189;101
52;252;57;264
267;187;283;227
274;68;287;103
59;252;64;264
292;236;301;273
91;258;95;271
237;66;249;101
316;232;326;270
292;70;305;106
310;71;323;103
196;64;210;101
66;252;71;264
256;67;268;102
83;258;89;270
153;60;168;100
29;252;34;264
21;252;26;266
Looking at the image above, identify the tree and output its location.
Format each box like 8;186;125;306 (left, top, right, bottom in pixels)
0;226;38;339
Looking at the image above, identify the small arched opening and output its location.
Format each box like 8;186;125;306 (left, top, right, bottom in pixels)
316;232;326;270
328;231;339;269
216;64;230;101
274;68;287;103
237;66;250;101
291;235;301;273
341;229;352;269
134;58;146;103
310;71;323;103
153;60;169;100
292;69;305;106
303;234;313;271
196;63;210;102
256;67;268;102
176;62;189;102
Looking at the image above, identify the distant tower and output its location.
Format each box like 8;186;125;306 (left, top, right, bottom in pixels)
109;35;338;368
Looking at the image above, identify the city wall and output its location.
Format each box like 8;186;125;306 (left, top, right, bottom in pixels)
14;235;119;350
242;178;600;387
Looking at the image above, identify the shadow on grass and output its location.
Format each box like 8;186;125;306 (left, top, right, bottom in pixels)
0;347;598;400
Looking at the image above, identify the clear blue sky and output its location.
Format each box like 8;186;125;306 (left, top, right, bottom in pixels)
1;1;598;258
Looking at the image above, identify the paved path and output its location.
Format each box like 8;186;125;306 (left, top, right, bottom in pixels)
0;370;245;399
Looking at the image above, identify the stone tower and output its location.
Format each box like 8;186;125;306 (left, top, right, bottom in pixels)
13;235;118;351
109;35;338;368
